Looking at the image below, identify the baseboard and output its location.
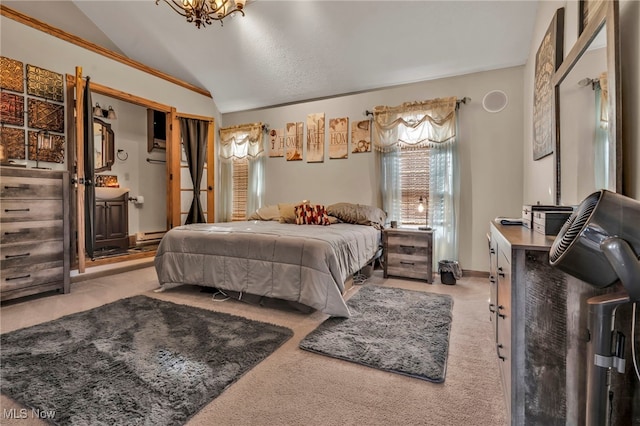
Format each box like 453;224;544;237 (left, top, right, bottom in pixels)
71;258;154;284
461;269;489;279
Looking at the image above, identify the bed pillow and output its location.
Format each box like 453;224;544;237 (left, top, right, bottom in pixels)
247;204;281;221
326;202;387;229
295;204;331;226
279;201;310;223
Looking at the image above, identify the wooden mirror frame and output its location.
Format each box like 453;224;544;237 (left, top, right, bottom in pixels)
93;117;114;173
552;0;621;205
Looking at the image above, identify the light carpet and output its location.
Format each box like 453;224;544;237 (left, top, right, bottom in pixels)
0;295;293;425
299;285;453;382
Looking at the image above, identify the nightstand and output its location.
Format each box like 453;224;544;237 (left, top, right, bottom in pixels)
383;228;434;283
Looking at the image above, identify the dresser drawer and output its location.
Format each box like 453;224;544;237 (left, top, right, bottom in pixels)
0;200;63;222
386;234;430;251
1;240;64;269
1;263;64;292
1;220;64;244
0;175;63;199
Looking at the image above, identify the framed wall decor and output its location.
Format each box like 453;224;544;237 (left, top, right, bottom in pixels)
0;126;26;160
306;113;325;163
351;120;371;153
0;92;25;126
285;122;303;161
0;57;24;93
268;128;284;157
532;7;564;161
26;65;64;102
329;117;348;159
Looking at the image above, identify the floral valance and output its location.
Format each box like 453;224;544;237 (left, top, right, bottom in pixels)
219;122;264;160
372;96;457;152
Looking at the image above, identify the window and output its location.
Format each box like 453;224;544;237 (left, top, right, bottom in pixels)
399;145;429;225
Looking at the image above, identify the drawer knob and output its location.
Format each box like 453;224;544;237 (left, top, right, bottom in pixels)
3;185;23;189
4;230;28;235
498;305;506;319
5;274;31;281
4;208;30;213
400;261;415;265
5;252;30;259
399;244;416;249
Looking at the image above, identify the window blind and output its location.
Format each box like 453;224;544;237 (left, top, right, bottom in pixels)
399;145;430;225
231;158;248;221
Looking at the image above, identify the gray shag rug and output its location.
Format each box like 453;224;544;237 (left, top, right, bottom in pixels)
299;285;453;382
0;296;293;425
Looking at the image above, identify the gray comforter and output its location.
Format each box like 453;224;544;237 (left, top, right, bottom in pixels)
154;221;381;317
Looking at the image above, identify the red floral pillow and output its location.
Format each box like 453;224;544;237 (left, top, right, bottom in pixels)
294;204;331;226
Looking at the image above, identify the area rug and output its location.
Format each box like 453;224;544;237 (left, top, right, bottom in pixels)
299;285;453;382
0;296;293;425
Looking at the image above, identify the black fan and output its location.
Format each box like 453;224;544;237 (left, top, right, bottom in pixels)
549;189;640;425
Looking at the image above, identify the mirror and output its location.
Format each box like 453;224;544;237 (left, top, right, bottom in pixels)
94;117;114;173
553;1;621;205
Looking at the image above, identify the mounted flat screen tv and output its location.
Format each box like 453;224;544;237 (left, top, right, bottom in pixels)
147;109;166;152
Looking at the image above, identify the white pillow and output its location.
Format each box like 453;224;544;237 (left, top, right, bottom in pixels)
247;204;281;221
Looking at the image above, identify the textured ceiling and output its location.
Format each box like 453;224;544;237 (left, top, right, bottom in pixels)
3;1;539;113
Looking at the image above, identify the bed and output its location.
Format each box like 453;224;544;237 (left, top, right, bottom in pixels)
154;203;386;317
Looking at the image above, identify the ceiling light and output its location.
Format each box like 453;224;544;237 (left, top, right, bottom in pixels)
156;0;246;29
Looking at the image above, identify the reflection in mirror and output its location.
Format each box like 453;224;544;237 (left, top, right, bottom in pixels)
559;24;609;205
553;0;620;206
94;118;114;173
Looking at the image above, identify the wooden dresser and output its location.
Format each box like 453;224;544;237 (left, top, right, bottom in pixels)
1;167;70;301
383;227;433;283
488;221;637;425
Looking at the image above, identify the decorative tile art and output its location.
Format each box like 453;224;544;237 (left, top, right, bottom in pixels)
0;92;25;126
26;65;64;102
0;126;26;160
27;98;64;133
27;130;65;163
0;57;24;93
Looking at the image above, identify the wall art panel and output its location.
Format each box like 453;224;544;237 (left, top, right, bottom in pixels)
27;98;64;132
532;7;564;160
306;112;325;163
26;65;64;102
351;120;371;153
269;128;284;157
0;56;24;93
28;130;65;163
0;92;25;126
0;126;26;160
285;122;303;161
329;117;348;159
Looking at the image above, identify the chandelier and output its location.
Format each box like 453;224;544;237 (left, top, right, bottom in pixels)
156;0;247;29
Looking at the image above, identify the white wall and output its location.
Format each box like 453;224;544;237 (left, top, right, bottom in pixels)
223;66;525;272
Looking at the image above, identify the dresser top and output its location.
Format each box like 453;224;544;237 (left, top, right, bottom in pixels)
0;166;67;179
490;220;556;251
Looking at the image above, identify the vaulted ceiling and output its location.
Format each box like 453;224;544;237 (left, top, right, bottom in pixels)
3;1;539;113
